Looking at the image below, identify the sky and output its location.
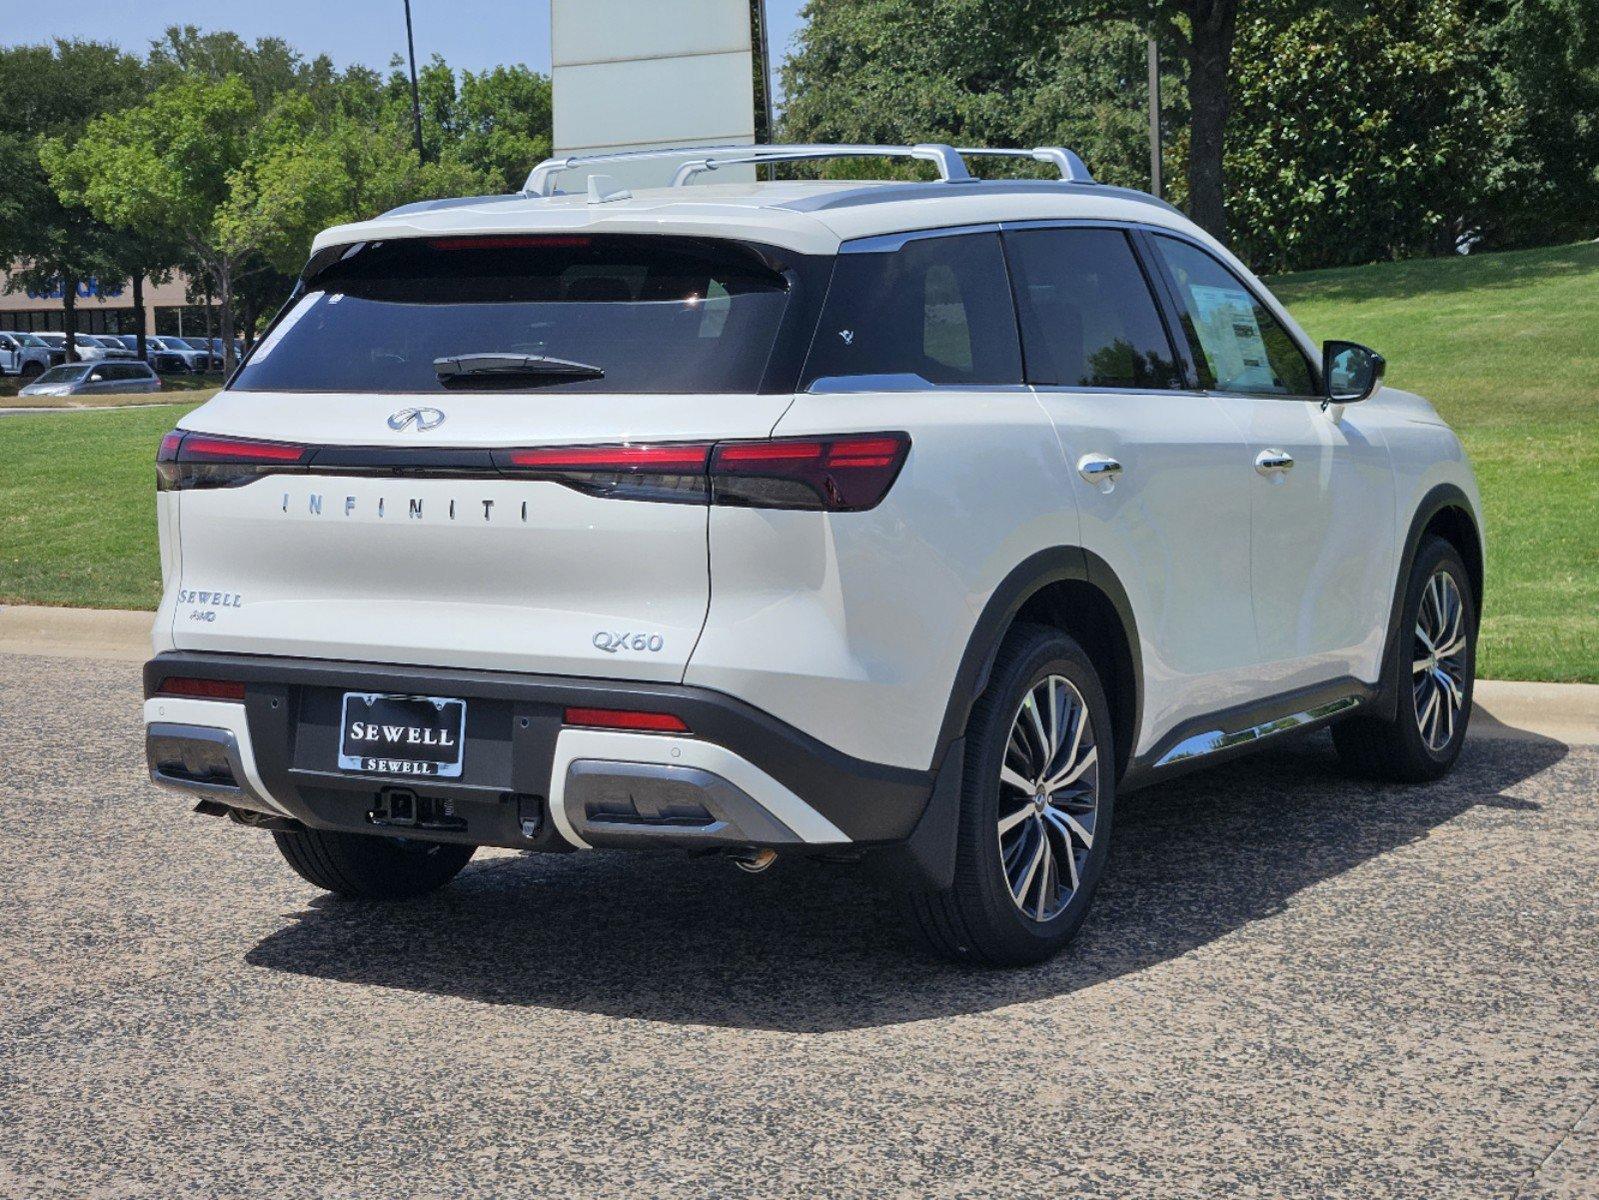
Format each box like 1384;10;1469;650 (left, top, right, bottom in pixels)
0;1;811;91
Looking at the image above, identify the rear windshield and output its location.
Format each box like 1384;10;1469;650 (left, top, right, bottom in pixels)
232;235;794;394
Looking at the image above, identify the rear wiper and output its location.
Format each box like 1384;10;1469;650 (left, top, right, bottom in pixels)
433;353;604;382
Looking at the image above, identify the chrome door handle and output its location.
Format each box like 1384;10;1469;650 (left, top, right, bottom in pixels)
1254;449;1294;476
1077;453;1123;488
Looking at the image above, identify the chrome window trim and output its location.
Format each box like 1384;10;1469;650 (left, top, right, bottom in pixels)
838;223;1003;255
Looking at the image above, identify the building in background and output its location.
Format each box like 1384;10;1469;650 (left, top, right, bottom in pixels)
550;0;768;191
0;267;218;338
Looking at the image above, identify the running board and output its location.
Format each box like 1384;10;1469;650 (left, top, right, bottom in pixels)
1153;695;1362;769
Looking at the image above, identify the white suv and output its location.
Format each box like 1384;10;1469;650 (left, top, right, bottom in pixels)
143;143;1483;965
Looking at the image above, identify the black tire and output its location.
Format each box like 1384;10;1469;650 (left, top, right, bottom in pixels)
1333;536;1476;783
907;623;1116;966
272;828;475;899
19;361;43;379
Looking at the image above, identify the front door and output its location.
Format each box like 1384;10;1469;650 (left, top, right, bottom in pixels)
1145;234;1396;693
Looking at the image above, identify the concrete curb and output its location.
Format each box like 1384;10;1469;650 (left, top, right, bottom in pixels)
2;603;1595;746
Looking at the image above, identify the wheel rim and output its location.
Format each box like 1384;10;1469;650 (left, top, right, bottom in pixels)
997;674;1100;922
1412;570;1469;753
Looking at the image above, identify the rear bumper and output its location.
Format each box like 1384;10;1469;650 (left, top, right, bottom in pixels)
142;651;936;854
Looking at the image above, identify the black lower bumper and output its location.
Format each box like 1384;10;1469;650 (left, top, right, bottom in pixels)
143;651;937;854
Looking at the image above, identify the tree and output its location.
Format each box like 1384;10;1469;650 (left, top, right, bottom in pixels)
42;75;260;373
394;55;553;193
0;40;147;357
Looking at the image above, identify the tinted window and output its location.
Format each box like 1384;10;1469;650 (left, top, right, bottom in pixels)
33;365;88;384
801;232;1021;388
1005;228;1182;389
232;235;793;395
1150;236;1314;396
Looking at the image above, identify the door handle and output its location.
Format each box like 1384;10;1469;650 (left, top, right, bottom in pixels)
1077;453;1123;491
1254;449;1294;476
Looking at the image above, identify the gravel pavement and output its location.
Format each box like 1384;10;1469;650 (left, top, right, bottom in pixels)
1;652;1594;1199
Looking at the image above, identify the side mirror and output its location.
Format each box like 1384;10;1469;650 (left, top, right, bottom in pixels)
1322;340;1385;404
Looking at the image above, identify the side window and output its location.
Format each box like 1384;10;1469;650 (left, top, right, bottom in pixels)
1150;235;1315;396
802;232;1021;388
1005;227;1182;389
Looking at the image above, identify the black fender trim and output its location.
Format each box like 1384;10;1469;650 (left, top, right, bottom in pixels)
931;546;1143;780
1369;483;1483;722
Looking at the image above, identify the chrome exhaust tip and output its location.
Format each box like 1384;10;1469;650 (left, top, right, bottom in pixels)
731;848;778;874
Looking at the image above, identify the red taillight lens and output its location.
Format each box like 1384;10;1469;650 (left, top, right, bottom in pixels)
497;442;712;503
156;431;309;491
156;676;246;701
563;707;690;733
428;235;593;250
711;433;910;511
181;435;307;462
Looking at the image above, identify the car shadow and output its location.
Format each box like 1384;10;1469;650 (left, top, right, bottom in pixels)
245;729;1566;1033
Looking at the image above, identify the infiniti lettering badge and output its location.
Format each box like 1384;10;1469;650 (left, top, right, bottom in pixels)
388;407;446;432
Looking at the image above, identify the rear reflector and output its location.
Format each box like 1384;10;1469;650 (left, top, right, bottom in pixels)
563;707;690;733
157;677;246;701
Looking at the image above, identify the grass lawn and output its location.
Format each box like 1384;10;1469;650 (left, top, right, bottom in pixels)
0;403;200;610
0;242;1594;680
1268;240;1598;683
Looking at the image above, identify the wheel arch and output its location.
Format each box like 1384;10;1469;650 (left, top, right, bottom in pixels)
1370;483;1483;721
936;547;1142;783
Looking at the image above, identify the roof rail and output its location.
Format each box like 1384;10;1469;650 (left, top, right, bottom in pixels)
521;143;1095;196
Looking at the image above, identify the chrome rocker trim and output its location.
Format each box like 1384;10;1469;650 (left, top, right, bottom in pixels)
1154;695;1362;769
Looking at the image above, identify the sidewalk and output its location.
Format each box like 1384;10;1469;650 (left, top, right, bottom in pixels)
2;602;1595;746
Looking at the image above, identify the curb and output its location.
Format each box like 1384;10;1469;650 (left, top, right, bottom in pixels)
2;603;1595;747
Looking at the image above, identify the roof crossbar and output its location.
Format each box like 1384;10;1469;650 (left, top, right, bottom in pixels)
521;143;1095;196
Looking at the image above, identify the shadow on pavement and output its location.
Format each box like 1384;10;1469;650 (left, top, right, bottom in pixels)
246;729;1566;1032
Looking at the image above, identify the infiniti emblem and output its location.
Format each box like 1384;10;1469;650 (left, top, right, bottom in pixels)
387;407;446;432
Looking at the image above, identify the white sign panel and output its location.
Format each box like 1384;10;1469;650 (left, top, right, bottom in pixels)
551;0;758;191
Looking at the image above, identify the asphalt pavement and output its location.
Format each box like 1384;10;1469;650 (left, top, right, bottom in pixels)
1;651;1594;1198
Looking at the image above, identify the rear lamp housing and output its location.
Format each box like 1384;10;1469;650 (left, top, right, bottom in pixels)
157;431;309;491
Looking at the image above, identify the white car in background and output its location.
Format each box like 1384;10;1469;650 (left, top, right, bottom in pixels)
141;142;1483;966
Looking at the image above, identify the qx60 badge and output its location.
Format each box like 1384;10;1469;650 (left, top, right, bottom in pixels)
388;407;446;432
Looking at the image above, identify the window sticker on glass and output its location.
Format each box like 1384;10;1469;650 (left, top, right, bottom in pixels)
1187;284;1275;391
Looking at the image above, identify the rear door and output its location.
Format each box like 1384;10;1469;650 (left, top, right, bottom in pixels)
1005;224;1259;754
166;233;816;683
1145;234;1395;692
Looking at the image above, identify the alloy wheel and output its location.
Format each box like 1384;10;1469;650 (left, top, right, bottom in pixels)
997;674;1100;922
1412;570;1469;752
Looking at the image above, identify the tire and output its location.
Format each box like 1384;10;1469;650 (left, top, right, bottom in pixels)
272;828;475;899
907;623;1116;966
1333;536;1476;783
19;361;42;379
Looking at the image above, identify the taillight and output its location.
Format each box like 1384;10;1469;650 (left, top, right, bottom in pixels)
156;676;246;701
496;442;712;503
563;707;690;733
156;430;309;491
711;433;910;511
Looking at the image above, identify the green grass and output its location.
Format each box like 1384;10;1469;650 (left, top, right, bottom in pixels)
0;404;199;610
1267;240;1599;683
0;242;1595;680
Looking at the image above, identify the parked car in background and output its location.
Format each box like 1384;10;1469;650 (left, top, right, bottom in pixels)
118;334;196;374
18;359;160;397
201;337;244;365
84;334;137;359
0;331;64;378
148;336;213;372
160;336;220;370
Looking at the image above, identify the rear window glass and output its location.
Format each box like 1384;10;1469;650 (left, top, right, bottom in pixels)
800;232;1022;388
232;235;793;394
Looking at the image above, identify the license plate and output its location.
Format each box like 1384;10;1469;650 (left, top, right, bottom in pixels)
338;693;466;778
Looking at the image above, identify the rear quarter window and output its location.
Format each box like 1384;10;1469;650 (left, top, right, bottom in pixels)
801;232;1022;389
